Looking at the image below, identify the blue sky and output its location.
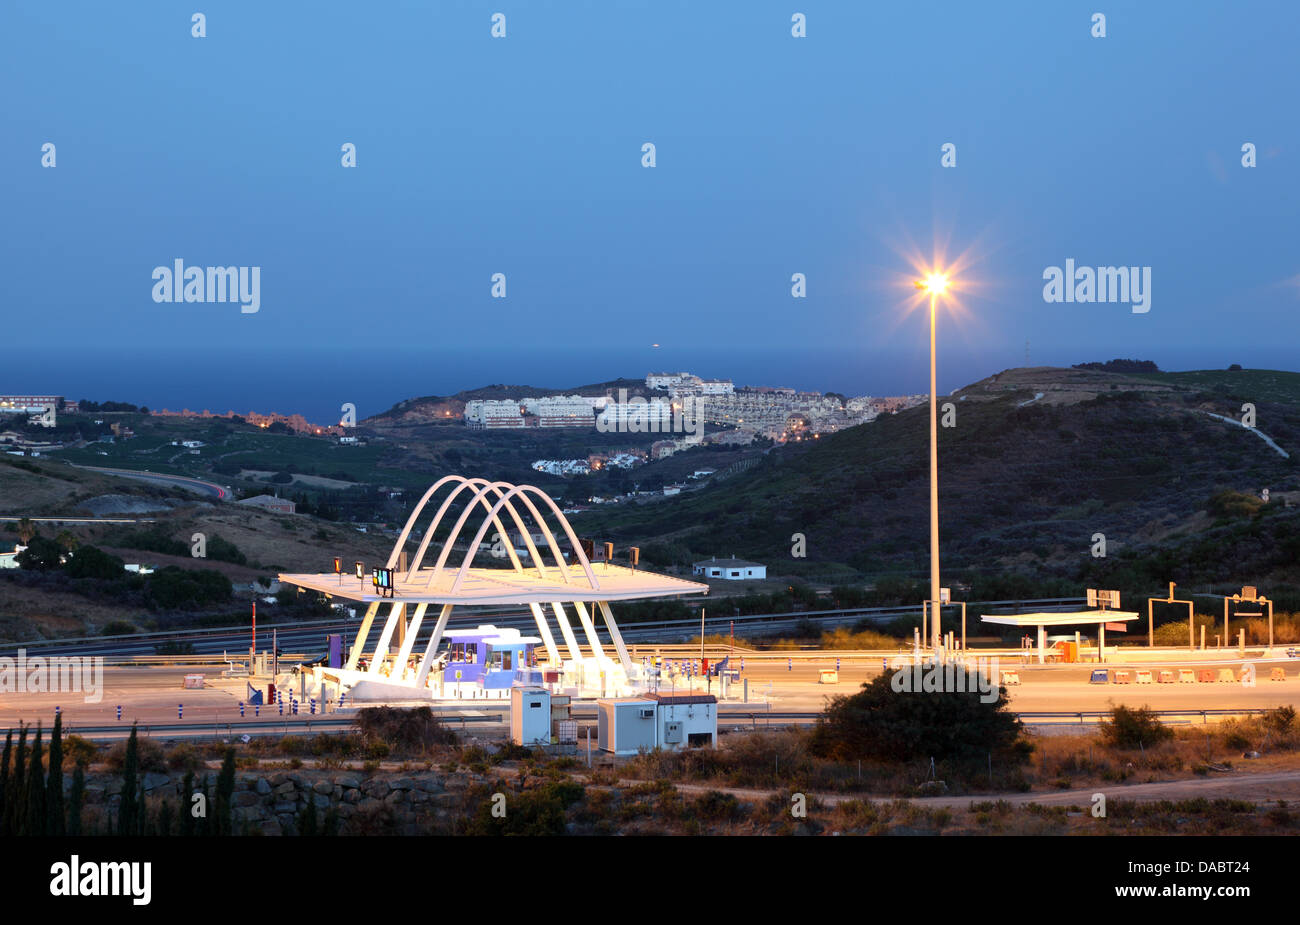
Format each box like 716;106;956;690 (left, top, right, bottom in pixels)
2;1;1298;417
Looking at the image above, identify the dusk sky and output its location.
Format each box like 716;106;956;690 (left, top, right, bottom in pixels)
3;1;1297;419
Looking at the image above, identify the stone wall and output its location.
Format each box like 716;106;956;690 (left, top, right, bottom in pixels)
80;767;490;835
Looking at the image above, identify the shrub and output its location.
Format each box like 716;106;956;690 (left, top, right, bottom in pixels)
353;707;457;752
105;735;166;773
1099;705;1174;750
808;668;1027;763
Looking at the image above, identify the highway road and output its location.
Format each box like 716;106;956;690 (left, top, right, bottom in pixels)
1;597;1090;659
66;463;229;500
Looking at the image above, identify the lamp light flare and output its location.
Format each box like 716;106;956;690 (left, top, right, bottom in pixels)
915;272;949;295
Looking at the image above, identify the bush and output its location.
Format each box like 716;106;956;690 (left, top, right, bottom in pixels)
808;668;1027;764
105;735;166;773
1207;490;1264;521
1099;705;1174;750
465;780;584;836
353;707;457;753
100;620;137;637
61;734;99;768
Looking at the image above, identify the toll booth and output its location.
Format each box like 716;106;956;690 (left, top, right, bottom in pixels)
510;687;552;746
442;627;539;695
326;634;343;669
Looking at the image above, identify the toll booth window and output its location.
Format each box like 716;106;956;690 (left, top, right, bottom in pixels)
465;642;478;662
450;643;463;662
502;650;512;670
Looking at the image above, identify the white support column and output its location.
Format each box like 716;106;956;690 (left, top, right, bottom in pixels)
597;600;633;675
345;601;381;671
414;604;453;690
549;602;583;661
367;602;406;675
571;602;607;661
527;602;561;664
390;603;429;682
1037;624;1046;665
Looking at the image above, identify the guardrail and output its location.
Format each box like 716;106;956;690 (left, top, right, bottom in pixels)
0;597;1088;654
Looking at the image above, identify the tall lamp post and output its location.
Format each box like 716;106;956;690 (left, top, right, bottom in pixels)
915;271;950;655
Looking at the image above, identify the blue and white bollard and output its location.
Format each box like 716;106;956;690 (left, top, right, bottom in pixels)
310;698;316;715
239;701;245;717
836;658;841;671
787;658;792;672
54;705;60;716
178;704;183;719
116;705;122;721
278;701;283;716
339;692;346;708
740;657;744;672
254;704;260;717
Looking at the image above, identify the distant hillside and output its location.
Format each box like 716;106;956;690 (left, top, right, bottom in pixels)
366;378;650;426
572;366;1300;595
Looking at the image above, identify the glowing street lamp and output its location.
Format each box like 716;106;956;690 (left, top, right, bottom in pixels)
915;270;951;655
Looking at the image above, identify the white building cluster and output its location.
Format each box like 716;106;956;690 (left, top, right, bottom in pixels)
465;395;603;429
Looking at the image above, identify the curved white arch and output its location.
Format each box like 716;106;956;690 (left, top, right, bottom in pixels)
388;476;549;582
428;480;569;585
403;478;528;577
449;483;600;593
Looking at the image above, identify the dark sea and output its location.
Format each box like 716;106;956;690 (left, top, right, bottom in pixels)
5;345;1289;425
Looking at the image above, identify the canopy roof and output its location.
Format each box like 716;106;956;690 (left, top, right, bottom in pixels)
280;562;709;606
981;610;1139;627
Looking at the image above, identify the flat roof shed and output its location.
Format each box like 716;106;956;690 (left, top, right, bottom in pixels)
981;610;1140;663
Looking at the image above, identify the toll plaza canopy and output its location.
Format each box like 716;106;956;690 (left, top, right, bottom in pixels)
981;610;1140;663
280;562;708;607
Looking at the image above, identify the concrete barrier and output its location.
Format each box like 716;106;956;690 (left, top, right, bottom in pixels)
1178;669;1196;683
1000;670;1021;686
1135;669;1153;684
1157;670;1176;683
1113;670;1132;684
1197;669;1216;683
1089;669;1109;683
1270;667;1287;681
1218;668;1236;683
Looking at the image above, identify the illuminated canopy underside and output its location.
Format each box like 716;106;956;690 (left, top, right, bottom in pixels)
281;562;708;607
981;610;1139;627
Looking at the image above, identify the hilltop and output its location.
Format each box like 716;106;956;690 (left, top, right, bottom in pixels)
571;366;1300;602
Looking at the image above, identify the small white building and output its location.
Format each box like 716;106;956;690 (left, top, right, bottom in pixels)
510;687;552;746
596;693;717;755
692;556;766;581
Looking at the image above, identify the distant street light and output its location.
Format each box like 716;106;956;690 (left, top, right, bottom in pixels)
915;270;951;655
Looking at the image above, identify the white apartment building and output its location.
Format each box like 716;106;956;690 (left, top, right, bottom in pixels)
464;399;525;428
646;372;690;391
596;397;674;432
521;395;596;428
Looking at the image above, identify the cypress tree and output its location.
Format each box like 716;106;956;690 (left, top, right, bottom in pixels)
118;723;139;836
215;748;236;836
137;777;147;836
298;799;318;836
68;764;85;836
47;713;65;836
24;724;45;837
179;771;195;836
157;798;173;837
0;729;12;837
11;724;27;835
198;776;212;836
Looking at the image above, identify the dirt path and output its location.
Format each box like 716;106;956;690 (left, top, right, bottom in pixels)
636;768;1300;810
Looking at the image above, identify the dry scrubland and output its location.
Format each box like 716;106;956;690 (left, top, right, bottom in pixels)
8;707;1300;836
